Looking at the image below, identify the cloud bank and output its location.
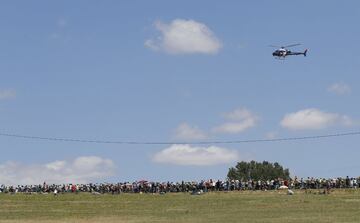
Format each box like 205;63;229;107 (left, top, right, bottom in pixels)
145;19;222;54
212;108;259;134
0;156;116;185
327;82;351;95
152;144;239;166
0;89;16;100
280;108;353;130
173;123;208;141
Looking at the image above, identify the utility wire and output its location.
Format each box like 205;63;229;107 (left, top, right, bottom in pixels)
0;131;359;145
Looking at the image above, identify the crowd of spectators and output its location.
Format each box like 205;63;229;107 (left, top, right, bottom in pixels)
1;176;359;194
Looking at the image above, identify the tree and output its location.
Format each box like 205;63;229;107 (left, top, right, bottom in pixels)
227;160;290;181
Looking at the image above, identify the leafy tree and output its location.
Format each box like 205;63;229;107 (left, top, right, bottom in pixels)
227;160;290;181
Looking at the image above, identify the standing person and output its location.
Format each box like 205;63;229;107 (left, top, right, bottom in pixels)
346;176;350;188
43;182;47;193
284;179;288;187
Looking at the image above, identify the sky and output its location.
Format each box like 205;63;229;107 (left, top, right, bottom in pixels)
1;0;360;185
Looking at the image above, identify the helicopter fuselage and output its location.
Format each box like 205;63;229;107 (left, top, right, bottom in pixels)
272;48;307;58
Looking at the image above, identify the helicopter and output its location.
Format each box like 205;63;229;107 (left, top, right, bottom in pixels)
270;43;308;59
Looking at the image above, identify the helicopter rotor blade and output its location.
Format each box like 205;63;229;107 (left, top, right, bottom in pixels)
268;45;281;48
284;43;301;48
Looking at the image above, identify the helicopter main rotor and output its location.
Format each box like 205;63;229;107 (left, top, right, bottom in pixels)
269;43;301;49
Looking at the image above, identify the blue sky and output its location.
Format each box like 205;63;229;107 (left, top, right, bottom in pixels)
1;1;360;184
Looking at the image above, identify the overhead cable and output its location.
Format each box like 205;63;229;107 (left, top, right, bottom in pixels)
0;131;359;145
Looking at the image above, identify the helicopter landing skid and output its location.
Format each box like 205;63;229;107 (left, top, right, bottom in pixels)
275;57;286;60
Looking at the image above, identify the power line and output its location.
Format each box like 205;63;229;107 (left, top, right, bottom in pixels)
0;131;359;145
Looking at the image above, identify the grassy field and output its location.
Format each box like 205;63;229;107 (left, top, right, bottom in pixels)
1;190;360;223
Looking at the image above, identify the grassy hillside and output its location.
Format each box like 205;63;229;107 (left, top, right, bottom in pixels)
1;190;360;222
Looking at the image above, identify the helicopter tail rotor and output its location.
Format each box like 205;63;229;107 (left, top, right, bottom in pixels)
304;49;308;57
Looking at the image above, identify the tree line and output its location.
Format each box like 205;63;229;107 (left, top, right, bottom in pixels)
227;160;290;181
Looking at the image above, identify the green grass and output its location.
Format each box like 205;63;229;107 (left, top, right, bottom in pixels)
1;190;360;222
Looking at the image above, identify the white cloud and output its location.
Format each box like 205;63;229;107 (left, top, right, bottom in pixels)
45;160;66;171
212;108;259;134
265;131;278;139
145;19;222;54
57;18;67;28
174;123;208;141
280;108;353;130
0;89;16;100
50;18;69;40
328;82;351;95
0;156;115;185
144;39;158;51
152;144;239;166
